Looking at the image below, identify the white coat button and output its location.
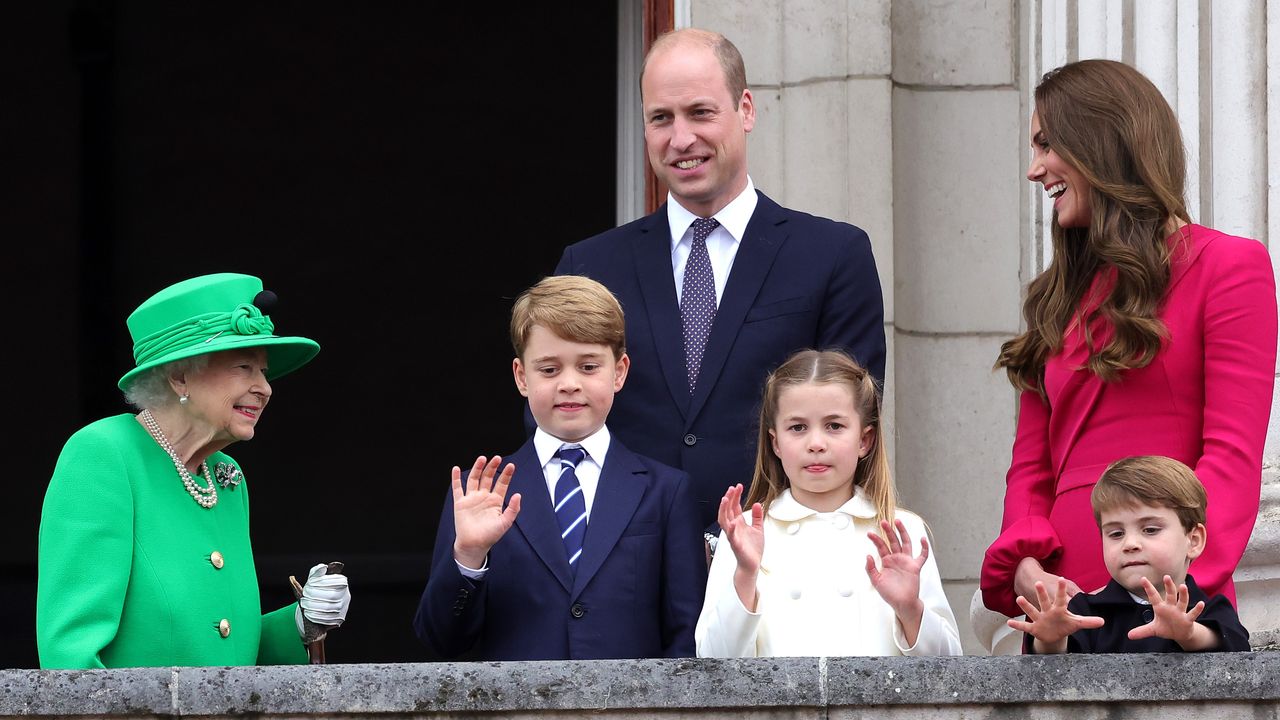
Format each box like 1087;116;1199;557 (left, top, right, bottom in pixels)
832;515;850;530
786;523;800;535
790;588;802;600
838;586;854;597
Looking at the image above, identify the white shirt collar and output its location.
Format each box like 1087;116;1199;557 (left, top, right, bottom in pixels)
666;176;757;250
767;485;878;522
533;426;611;469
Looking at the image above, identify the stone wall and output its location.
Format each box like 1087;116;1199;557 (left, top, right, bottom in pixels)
4;654;1278;718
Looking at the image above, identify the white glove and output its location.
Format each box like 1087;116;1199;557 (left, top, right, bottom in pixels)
297;563;350;627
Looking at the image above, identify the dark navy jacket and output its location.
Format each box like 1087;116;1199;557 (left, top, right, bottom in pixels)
1025;574;1250;654
415;435;707;660
554;192;886;530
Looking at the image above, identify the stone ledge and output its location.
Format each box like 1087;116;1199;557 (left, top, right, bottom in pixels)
2;653;1278;718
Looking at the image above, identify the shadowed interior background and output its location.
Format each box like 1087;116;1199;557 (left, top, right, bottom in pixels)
3;0;617;667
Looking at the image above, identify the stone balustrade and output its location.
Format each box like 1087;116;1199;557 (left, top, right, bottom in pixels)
3;652;1278;719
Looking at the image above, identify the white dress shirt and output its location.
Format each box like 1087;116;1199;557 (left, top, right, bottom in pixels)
695;487;963;657
531;426;609;519
668;176;758;306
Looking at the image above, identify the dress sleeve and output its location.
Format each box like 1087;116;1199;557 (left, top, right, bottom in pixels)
1192;238;1278;596
980;389;1064;617
36;429;133;669
256;604;307;665
694;529;761;657
817;225;887;385
895;515;963;656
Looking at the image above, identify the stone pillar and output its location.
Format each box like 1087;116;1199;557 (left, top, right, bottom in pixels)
694;0;898;458
889;0;1021;655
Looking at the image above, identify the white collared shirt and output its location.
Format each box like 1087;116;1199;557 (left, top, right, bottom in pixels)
531;426;609;519
668;177;758;306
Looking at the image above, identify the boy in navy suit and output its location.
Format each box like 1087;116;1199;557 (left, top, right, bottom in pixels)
414;275;708;660
1011;456;1250;653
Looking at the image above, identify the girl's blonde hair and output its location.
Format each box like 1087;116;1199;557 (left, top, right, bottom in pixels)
744;349;896;525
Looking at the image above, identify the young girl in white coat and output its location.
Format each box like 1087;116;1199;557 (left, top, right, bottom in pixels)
695;349;962;657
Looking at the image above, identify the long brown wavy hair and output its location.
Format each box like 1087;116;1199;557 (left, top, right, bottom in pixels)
997;59;1192;395
744;349;896;525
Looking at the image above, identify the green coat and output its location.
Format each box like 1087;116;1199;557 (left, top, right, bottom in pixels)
37;414;307;668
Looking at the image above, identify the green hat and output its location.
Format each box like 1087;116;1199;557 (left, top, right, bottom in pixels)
118;273;320;391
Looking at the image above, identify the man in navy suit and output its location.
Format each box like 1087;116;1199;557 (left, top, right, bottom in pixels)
555;28;887;534
414;275;706;660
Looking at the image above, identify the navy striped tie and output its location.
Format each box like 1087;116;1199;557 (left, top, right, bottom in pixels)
553;446;588;572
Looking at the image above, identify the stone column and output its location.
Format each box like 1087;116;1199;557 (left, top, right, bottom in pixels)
889;0;1022;655
694;0;898;458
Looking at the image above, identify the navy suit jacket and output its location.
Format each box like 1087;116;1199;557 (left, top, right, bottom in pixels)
1023;575;1251;654
414;435;707;660
554;192;886;529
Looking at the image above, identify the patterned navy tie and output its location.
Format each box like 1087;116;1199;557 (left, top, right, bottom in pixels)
553;445;588;573
682;217;720;393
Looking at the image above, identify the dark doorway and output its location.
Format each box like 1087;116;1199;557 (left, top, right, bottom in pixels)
3;0;618;667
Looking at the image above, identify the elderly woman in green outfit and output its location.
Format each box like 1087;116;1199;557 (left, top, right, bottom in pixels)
37;273;350;669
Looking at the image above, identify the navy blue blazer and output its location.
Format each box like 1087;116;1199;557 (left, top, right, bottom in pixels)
1023;575;1251;654
414;435;707;660
554;192;886;529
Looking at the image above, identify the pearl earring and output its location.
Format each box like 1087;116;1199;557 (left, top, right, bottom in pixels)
179;394;190;405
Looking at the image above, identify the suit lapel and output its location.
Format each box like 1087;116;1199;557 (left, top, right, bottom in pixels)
508;441;574;593
571;442;649;598
632;205;693;418
686;192;788;425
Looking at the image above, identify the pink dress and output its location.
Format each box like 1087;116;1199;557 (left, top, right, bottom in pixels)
981;224;1278;617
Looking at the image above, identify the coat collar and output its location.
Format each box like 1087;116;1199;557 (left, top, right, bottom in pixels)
1085;574;1205;607
766;486;877;522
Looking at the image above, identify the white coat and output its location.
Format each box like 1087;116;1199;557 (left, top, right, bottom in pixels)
695;488;962;657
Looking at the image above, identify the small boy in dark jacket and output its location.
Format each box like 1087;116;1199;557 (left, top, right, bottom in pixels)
1011;455;1250;654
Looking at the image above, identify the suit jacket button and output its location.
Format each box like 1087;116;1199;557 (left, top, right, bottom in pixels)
218;619;231;638
683;434;697;446
570;603;586;618
210;551;225;569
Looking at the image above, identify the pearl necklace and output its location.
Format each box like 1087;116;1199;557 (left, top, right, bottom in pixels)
140;409;217;509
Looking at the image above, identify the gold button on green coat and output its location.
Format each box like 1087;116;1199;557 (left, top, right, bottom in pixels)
210;551;225;569
36;415;307;668
218;619;231;638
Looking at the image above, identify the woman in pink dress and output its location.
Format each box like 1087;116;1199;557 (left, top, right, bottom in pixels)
980;59;1277;624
